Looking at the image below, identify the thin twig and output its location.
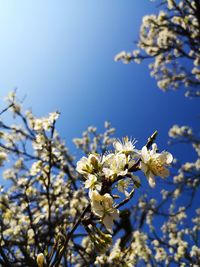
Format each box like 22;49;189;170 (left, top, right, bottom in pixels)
0;104;14;116
115;188;135;209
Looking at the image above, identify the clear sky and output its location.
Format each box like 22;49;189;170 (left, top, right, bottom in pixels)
0;0;199;167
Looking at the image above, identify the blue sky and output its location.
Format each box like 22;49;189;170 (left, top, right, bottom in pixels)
0;0;199;164
0;3;199;261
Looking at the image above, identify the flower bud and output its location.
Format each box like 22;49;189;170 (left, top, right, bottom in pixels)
37;253;44;267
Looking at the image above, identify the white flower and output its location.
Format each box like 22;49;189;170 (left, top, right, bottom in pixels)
103;153;127;179
114;51;127;62
49;112;59;123
117;178;133;196
0;152;7;166
167;0;174;10
30;161;42;176
190;245;200;258
37;253;45;267
76;154;103;176
84;174;101;198
140;143;173;187
113;137;137;155
90;190;119;233
32;112;59;132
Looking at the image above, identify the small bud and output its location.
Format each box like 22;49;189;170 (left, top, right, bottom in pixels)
90;156;99;170
37;253;44;267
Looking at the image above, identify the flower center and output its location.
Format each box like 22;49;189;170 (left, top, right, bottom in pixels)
149;158;164;175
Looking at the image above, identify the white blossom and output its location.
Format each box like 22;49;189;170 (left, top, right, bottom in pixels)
76;153;103;176
103;153;127;179
140;143;173;187
84;174;101;197
113;137;137;155
90;190;119;233
117;178;133;196
0;152;7;166
37;253;45;267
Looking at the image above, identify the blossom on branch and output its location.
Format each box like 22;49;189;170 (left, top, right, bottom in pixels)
115;0;200;97
113;137;137;155
102;153;128;180
0;151;7;166
140;143;173;187
117;177;134;196
90;190;119;233
84;174;101;197
76;153;104;176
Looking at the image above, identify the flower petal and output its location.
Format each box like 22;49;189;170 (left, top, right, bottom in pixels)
147;172;156;188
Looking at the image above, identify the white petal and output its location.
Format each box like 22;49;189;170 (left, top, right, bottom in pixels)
151;143;158;155
84;180;91;188
91;201;103;217
90;190;102;202
117;183;124;193
96;184;101;191
88;189;93;198
147;172;156;188
119;169;128;177
102;167;113;178
165;152;173;164
141;146;150;162
125;190;130;197
113;141;122;152
104;193;114;206
112;209;120;220
103;215;114;233
160;168;170;178
140;162;148;174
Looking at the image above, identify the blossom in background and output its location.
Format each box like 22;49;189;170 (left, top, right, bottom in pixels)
140;143;173;187
37;253;45;267
90;190;119;233
115;0;200;97
84;174;101;198
103;153;127;180
0;152;7;166
32;112;59;132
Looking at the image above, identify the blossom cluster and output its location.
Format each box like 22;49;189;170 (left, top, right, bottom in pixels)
115;0;200;97
94;231;152;266
72;199;200;267
1;92;199;267
76;137;173;233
